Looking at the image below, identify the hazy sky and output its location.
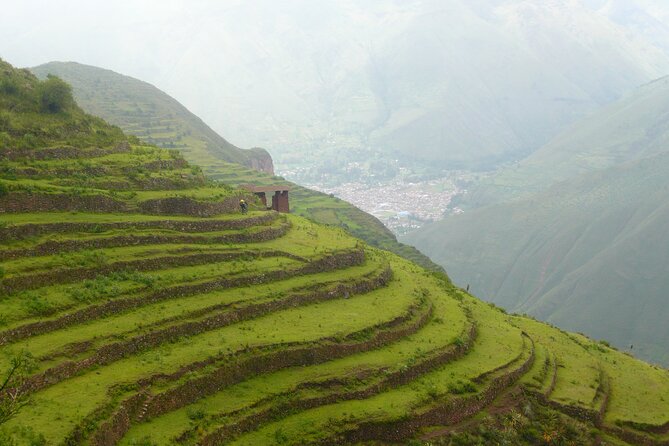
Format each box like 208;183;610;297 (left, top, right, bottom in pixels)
3;0;669;166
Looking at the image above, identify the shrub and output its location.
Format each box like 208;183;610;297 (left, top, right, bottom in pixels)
37;75;74;113
0;76;19;95
0;113;10;132
129;436;156;446
448;379;477;394
186;407;206;421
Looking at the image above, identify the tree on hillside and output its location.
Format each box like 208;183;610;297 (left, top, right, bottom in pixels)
0;353;33;426
38;75;74;113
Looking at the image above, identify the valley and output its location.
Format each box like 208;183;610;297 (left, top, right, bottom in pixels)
2;58;669;445
301;174;462;236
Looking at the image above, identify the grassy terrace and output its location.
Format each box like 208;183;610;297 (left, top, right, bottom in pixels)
225;295;528;445
4;255;409;443
3;60;669;445
3;175;669;446
119;258;467;444
515;317;669;427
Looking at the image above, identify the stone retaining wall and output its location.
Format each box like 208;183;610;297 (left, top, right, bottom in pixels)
0;212;278;242
0;192;127;214
603;425;669;446
89;279;429;446
137;194;255;217
0;219;290;261
0;248;364;346
319;335;535;445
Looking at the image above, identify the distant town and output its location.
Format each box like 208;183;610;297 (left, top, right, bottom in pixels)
282;164;468;236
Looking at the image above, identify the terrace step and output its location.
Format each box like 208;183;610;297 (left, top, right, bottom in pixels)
85;286;430;445
0;248;364;345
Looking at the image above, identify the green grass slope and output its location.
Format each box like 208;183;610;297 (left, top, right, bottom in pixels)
28;61;440;272
2;58;669;446
30;62;273;175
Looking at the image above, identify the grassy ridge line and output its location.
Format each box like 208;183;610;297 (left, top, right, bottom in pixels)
30;62;272;172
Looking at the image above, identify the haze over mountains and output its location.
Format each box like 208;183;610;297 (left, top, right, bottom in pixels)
405;74;669;366
4;0;669;173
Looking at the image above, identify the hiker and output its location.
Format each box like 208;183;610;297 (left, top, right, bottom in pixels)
239;199;248;214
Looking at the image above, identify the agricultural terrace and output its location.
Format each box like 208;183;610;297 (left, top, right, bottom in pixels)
1;61;669;445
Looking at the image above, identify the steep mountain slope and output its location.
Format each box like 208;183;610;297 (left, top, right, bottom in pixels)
404;72;669;367
5;1;669;172
28;61;440;272
459;75;669;208
30;61;273;174
3;58;669;446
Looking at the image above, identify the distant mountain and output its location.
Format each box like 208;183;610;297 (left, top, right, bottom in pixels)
149;0;669;171
458;75;669;208
8;1;669;172
29;61;441;272
404;78;669;365
30;62;274;174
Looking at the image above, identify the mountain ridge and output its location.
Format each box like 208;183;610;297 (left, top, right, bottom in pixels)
30;61;275;175
404;77;669;366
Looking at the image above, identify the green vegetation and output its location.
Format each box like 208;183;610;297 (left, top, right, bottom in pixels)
1;57;668;445
29;61;443;272
30;62;271;173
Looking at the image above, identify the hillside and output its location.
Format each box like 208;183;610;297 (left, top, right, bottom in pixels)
2;58;669;446
404;73;669;366
30;62;274;175
457;75;669;209
405;144;669;366
28;61;440;272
